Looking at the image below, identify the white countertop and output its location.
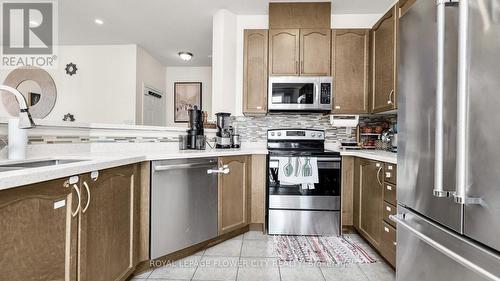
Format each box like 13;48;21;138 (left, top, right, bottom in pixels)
339;149;397;164
0;145;396;191
0;147;268;191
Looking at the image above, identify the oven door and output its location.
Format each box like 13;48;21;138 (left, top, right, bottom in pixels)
268;76;319;111
268;156;341;197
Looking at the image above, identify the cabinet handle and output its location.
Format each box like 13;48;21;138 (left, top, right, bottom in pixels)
301;61;304;73
82;181;91;213
71;184;81;217
387;185;392;191
256;106;262;110
386;172;391;178
387;90;394;104
376;166;383;186
335;105;341;110
295;61;299;74
384;227;390;233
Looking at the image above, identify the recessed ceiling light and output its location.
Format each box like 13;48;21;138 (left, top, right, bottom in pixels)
178;52;193;61
94;19;104;25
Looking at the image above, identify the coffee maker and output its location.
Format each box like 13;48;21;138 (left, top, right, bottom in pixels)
186;106;204;149
215;112;232;149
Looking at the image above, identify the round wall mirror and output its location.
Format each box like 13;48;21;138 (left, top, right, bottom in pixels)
1;66;57;118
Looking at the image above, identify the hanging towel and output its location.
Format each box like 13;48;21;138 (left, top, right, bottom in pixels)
277;157;319;186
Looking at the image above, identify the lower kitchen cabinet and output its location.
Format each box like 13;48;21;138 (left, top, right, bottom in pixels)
353;157;397;267
78;165;139;281
354;158;384;248
381;222;396;266
0;178;78;281
218;156;249;234
0;164;140;281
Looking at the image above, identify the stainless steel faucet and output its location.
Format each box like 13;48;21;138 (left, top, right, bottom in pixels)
0;85;36;128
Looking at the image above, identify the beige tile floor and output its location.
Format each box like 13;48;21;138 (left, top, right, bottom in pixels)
131;231;395;281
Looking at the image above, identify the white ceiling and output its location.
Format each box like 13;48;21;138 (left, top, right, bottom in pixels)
59;0;394;67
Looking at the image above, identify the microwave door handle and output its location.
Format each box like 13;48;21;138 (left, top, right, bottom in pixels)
315;83;320;107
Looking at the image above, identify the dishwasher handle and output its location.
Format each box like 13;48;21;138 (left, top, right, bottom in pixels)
207;164;230;175
154;162;216;172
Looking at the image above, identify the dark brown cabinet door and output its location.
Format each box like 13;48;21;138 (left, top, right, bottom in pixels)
300;28;331;76
0;178;78;281
269;29;300;76
381;222;397;266
243;29;268;115
218;156;249;234
371;5;398;113
356;159;384;248
78;165;137;281
331;29;370;113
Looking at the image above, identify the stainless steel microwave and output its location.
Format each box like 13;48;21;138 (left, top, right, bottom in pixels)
268;76;332;112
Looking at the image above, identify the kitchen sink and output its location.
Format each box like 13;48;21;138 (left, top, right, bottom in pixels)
0;159;87;171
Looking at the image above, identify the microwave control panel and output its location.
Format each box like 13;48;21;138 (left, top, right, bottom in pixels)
320;83;331;104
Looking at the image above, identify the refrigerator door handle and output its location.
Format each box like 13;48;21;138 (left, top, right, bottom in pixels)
391;214;500;281
434;0;460;198
454;0;481;205
433;0;448;198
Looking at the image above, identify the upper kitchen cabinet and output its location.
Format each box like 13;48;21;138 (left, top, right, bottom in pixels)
331;29;370;113
268;2;331;77
269;29;300;76
371;5;398;113
243;29;268;115
269;2;331;29
300;29;331;76
0;178;78;281
269;29;331;76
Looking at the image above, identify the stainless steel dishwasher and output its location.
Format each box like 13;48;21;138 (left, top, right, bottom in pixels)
150;157;221;259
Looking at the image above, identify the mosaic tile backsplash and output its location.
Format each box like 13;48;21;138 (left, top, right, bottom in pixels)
231;114;357;143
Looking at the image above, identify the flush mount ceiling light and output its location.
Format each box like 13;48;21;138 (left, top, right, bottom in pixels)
94;18;104;25
178;52;193;61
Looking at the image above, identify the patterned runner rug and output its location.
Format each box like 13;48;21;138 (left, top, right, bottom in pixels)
273;235;376;265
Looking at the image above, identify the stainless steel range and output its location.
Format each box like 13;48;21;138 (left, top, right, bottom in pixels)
266;129;341;236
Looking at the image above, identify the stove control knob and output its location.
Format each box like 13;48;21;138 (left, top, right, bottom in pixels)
277;132;282;136
270;132;275;136
311;133;316;137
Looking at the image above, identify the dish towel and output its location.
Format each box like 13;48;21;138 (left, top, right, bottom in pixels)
277;157;319;189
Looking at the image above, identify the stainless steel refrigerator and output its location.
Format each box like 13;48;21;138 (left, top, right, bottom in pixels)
395;0;500;280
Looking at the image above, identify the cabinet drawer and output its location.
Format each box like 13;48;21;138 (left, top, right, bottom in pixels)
384;163;397;184
383;202;397;228
381;222;396;267
383;183;397;206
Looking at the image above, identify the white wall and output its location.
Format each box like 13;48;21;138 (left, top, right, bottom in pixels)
165;66;212;126
0;45;137;124
331;14;382;28
136;46;167;125
212;9;237;115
